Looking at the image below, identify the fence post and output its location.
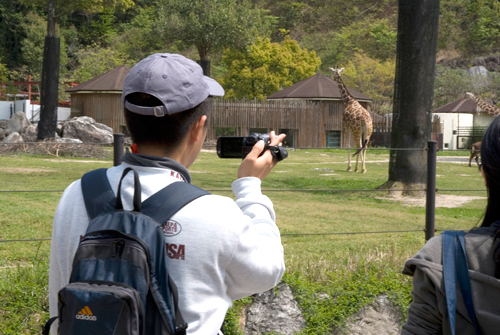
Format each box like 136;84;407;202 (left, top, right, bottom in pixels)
425;140;437;241
113;133;124;166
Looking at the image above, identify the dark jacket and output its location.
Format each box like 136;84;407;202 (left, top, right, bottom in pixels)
402;223;500;335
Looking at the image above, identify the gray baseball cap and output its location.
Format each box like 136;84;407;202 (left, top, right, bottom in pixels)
122;53;224;116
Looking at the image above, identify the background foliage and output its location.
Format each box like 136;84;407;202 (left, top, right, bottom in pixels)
1;0;500;110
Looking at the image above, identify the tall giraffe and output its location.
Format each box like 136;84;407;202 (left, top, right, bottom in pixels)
464;92;500;116
330;67;373;173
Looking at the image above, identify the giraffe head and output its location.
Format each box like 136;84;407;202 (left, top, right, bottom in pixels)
465;92;475;100
329;67;345;82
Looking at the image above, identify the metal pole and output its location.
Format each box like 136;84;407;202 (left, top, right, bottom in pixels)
425;140;437;241
113;133;124;166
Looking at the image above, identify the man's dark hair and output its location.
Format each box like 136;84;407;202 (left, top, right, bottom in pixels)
124;93;212;149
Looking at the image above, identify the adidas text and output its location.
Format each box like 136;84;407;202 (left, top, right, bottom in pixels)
75;314;97;321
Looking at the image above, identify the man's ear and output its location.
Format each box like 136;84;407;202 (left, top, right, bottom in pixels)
190;115;207;142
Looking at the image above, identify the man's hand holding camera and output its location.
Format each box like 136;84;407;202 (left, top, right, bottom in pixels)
238;131;286;181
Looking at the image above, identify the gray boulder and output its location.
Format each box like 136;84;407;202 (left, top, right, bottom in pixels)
4;132;24;143
244;283;305;335
468;65;491;79
333;294;403;335
22;124;38;142
7;111;31;133
0;120;8;130
56;122;64;137
0;128;7;141
62;116;113;144
55;137;83;144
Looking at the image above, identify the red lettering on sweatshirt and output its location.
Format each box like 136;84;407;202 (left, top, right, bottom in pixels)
170;171;184;181
166;243;185;260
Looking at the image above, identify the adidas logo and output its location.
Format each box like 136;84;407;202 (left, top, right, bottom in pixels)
75;306;97;321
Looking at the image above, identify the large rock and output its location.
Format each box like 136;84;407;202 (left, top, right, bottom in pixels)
333;294;403;335
0;119;8;130
468;65;491;79
244;283;305;335
0;128;8;141
4;132;24;143
22;124;38;142
62;116;113;144
7;111;31;133
55;138;83;144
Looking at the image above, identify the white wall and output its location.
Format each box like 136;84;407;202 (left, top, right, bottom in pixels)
434;113;473;150
0;99;71;122
0;101;14;120
474;112;495;128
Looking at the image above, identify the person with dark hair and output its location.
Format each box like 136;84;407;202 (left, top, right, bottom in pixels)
48;53;286;334
401;115;500;334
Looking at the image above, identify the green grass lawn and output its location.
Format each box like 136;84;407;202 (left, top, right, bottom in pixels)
0;148;486;334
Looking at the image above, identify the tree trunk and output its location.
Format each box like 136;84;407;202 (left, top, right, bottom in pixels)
38;0;60;140
379;0;440;196
198;60;211;77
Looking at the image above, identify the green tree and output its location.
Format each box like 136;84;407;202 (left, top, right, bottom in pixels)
220;36;321;100
72;45;131;83
112;6;165;62
433;66;475;108
326;19;397;66
21;12;68;81
157;0;273;75
0;0;35;69
466;0;500;53
341;53;395;114
23;0;134;140
0;57;8;84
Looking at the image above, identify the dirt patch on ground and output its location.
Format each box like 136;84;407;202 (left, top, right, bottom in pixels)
2;168;54;173
378;194;486;208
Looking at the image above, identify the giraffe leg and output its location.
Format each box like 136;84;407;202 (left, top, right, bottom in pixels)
344;127;351;172
353;135;361;172
361;146;367;173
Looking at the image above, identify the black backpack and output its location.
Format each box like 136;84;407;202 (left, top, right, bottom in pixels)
44;167;209;335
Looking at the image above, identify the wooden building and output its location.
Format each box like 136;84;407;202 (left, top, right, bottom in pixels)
206;73;373;148
67;68;385;148
66;65;130;133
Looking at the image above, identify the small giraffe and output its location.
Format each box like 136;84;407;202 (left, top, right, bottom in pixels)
330;67;373;173
469;141;481;168
464;92;500;116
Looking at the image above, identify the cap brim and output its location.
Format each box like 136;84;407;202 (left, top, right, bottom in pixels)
204;76;225;97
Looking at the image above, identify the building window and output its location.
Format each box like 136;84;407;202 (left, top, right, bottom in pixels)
278;129;296;147
444;143;449;148
215;127;238;137
326;131;341;148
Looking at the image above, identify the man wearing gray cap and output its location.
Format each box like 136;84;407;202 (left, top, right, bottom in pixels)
48;53;286;334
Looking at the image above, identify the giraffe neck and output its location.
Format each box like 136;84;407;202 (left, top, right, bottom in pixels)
335;75;355;107
470;93;500;116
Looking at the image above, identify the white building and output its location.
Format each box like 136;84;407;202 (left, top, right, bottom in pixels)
0;98;70;122
433;98;492;150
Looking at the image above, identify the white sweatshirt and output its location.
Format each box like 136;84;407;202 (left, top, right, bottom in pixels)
48;162;285;335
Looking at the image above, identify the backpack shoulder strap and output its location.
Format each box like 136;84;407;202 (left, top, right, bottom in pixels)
142;181;209;335
443;230;479;335
81;168;116;220
141;181;210;223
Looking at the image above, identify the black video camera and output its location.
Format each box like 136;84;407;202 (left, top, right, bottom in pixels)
216;133;288;161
